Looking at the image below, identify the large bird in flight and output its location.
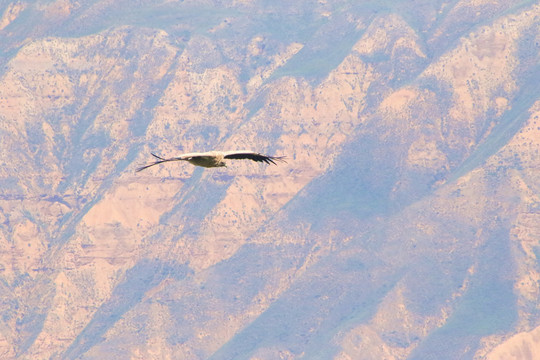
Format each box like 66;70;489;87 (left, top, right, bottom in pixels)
137;150;286;172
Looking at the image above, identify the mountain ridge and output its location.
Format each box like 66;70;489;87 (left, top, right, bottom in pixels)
0;1;539;359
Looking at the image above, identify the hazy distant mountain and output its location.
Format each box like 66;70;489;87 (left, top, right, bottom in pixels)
1;1;539;359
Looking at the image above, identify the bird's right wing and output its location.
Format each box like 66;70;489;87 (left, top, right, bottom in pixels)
222;150;286;165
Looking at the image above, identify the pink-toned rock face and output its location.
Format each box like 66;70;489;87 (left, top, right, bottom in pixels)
0;1;539;359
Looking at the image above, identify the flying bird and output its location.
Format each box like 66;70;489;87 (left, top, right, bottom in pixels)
136;150;286;172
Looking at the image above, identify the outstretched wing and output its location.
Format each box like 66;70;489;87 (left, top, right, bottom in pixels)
136;153;181;172
222;150;286;165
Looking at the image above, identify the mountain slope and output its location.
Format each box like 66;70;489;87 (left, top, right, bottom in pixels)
0;1;539;359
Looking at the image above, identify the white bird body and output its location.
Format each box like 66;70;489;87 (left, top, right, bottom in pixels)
137;150;286;172
177;151;227;168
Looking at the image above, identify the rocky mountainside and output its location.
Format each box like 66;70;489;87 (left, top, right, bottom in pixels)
0;0;539;359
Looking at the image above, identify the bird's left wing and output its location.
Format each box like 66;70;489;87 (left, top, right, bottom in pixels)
136;153;193;172
136;153;170;172
222;150;286;165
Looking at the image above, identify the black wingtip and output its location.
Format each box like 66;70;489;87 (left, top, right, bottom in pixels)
269;156;287;165
136;153;168;173
136;164;152;173
151;153;166;161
